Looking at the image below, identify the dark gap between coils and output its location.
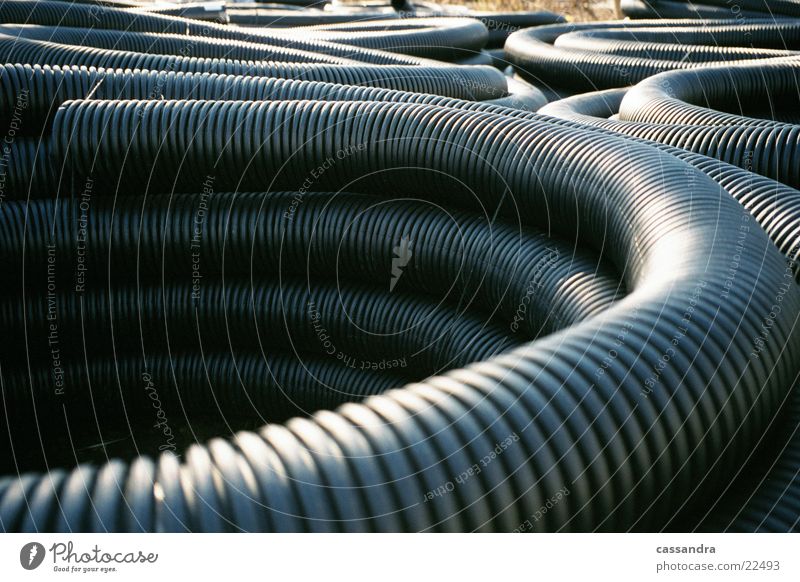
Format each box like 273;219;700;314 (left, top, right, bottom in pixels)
0;189;623;476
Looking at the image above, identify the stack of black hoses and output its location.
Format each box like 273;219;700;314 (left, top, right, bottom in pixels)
0;0;799;534
225;2;565;51
531;9;800;531
506;18;800;94
541;86;800;530
538;60;800;261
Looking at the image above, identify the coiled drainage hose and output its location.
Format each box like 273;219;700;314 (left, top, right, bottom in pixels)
1;96;799;531
0;64;521;139
280;18;490;61
541;88;800;531
0;0;476;66
227;6;564;50
0;190;621;476
0;2;799;533
0;24;354;65
690;386;800;532
539;88;800;279
536;60;800;188
505;19;800;92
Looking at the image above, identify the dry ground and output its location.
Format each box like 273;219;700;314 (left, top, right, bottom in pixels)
438;0;619;21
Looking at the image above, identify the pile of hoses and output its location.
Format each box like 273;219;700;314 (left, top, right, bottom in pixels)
225;2;565;51
541;88;800;531
538;60;800;258
533;10;800;530
0;0;799;533
506;18;800;94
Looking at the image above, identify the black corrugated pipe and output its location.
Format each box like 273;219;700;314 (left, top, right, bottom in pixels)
539;88;800;279
0;192;620;338
505;19;800;92
127;3;230;23
0;0;439;66
0;350;410;457
228;4;564;48
534;60;800;188
0;51;508;104
0;31;430;68
0;189;621;470
0;24;353;64
287;18;489;61
691;0;800;15
552;27;798;60
690;385;800;532
0;98;797;531
227;7;392;28
616;60;800;187
0;0;190;35
46;0;231;22
0;138;54;199
622;0;774;19
225;7;564;49
618;58;800;126
467;11;566;48
0;64;514;141
0;276;522;431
